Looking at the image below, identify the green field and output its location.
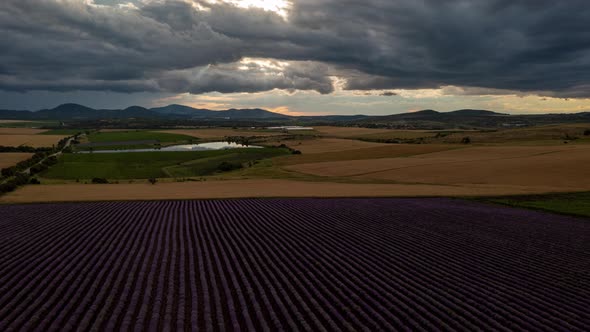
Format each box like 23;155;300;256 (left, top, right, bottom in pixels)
487;192;590;218
87;131;194;143
43;148;289;179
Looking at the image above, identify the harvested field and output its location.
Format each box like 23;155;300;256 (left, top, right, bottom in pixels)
438;123;590;144
1;180;585;204
278;144;457;165
0;128;48;135
0;134;67;148
289;145;590;189
314;126;400;136
0;198;588;331
285;138;386;154
157;129;287;139
0;153;33;168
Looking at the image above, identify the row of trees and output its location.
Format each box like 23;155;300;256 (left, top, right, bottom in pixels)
0;134;77;195
0;145;53;153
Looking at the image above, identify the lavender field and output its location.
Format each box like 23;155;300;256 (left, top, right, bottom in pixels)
0;198;589;331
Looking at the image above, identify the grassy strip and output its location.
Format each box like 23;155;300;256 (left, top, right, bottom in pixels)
484;192;590;218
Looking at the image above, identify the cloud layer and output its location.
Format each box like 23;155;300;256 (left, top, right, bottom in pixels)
1;0;590;97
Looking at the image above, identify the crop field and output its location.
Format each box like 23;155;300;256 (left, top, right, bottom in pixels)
283;138;385;154
278;143;457;166
0;198;588;331
0;153;34;168
41;129;86;135
313;126;444;139
0;120;32;124
0;121;57;128
288;145;590;190
156;128;291;139
89;131;194;143
0;134;67;148
0;128;48;135
43;148;289;180
428;124;590;145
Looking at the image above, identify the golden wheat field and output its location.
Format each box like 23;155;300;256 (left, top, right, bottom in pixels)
287;145;590;190
0;128;48;135
314;126;422;138
0;153;34;168
284;138;386;153
277;143;458;165
0;134;67;148
0;179;581;204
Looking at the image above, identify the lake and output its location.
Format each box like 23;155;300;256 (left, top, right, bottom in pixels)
77;142;262;153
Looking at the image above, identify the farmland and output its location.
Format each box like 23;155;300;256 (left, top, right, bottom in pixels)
156;128;296;139
0;153;34;169
286;145;590;189
0;134;68;148
0;198;588;331
87;130;195;143
43;148;289;180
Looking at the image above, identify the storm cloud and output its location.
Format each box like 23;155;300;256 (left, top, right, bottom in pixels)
1;0;590;97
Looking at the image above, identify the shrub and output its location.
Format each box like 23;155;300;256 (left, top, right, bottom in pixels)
29;178;41;185
92;177;109;184
217;161;243;172
292;150;302;155
0;181;17;193
461;137;471;144
148;178;157;185
1;167;16;178
584;129;590;136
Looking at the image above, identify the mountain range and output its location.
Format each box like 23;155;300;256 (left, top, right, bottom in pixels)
0;103;588;128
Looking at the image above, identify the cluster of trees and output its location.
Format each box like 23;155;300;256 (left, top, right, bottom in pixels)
275;143;302;155
217;161;243;172
0;173;41;194
1;152;49;178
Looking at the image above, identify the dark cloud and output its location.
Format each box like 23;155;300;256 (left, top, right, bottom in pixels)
380;92;398;97
0;0;589;97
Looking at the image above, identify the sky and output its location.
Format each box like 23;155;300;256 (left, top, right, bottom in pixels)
1;0;590;115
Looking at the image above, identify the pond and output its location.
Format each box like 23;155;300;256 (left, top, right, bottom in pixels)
77;142;262;153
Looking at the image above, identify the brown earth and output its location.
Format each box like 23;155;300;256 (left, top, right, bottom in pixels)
2;179;585;204
0;153;33;168
287;145;590;189
0;134;67;147
0;128;48;135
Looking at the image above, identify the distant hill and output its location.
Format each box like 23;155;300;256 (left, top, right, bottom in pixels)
0;104;290;121
151;104;289;119
0;104;588;129
448;109;508;116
